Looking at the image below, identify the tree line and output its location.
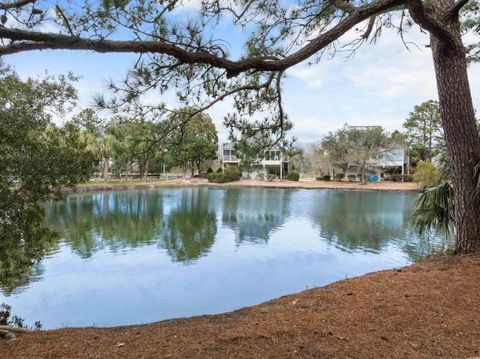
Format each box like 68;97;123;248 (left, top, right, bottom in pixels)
289;100;448;184
71;108;218;180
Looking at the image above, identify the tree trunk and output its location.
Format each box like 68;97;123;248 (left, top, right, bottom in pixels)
144;161;149;179
102;156;109;180
361;161;366;185
430;16;480;253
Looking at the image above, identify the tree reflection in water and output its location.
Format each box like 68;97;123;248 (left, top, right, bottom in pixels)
1;188;446;295
309;190;447;260
0;220;58;295
222;188;290;244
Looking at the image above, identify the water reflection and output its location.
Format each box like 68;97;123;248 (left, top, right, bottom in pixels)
45;191;165;257
159;189;216;262
0;230;57;295
222;188;290;244
310;191;408;253
45;189;217;263
0;188;446;306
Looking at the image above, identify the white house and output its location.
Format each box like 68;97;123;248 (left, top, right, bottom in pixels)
326;126;409;181
221;143;289;179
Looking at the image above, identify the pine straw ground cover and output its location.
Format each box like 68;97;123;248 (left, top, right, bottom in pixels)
2;254;479;359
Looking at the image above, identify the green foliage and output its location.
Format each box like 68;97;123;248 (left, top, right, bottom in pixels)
0;62;93;241
335;173;345;180
403;100;442;165
266;174;275;182
287;171;300;181
322;125;390;184
107;117;162;178
392;174;413;182
225;166;241;178
207;167;213;174
208;166;240;183
256;173;265;180
166;109;218;174
267;166;281;176
412;183;454;235
318;175;331;181
413;161;439;188
217;167;223;173
347;175;357;181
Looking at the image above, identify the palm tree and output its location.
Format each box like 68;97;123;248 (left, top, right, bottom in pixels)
411;139;479;243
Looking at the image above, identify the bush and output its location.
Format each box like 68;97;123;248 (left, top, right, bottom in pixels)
216;167;223;173
402;174;413;182
287;171;300;181
266;173;275;182
413;161;439;187
208;167;241;183
225;166;241;178
317;175;331;181
347;174;357;181
391;174;402;182
335;173;345;181
207;167;213;174
256;173;265;180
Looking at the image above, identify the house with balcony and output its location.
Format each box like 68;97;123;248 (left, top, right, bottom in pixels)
221;143;289;179
324;126;409;181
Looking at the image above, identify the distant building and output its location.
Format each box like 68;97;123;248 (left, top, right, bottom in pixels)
326;126;408;181
221;143;289;179
328;147;407;181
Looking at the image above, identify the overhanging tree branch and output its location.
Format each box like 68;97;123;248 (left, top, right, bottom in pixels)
447;0;470;18
0;0;35;10
0;0;405;77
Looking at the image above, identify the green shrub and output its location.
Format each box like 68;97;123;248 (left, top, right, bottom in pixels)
392;174;402;182
208;166;241;183
266;174;275;182
347;174;356;181
317;175;331;181
413;161;439;187
287;171;300;181
225;166;241;179
256;173;265;180
207;167;213;174
216;167;223;173
402;174;413;182
267;166;280;176
335;173;345;181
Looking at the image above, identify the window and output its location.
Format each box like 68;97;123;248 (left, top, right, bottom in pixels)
265;150;281;161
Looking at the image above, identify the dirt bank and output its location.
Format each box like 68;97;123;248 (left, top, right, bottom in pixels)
2;254;479;358
74;178;422;192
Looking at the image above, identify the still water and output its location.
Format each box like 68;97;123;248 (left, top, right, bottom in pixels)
0;187;445;329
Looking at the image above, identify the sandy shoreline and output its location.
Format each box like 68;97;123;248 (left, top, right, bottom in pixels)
73;178;423;192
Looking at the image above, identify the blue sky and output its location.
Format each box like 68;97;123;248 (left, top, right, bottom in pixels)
6;1;480;144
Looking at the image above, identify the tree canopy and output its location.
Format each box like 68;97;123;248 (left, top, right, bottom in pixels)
321;125;390;183
0;62;93;241
403;100;442;164
166;109;218;175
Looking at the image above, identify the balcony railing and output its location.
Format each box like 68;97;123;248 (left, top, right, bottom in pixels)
223;154;238;161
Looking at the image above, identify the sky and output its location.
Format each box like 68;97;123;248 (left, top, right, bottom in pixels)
5;2;480;144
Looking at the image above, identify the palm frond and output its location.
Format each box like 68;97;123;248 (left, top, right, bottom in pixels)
411;182;454;236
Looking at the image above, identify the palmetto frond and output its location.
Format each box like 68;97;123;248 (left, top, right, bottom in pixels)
412;182;454;236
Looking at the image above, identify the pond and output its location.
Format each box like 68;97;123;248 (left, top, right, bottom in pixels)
0;187;445;329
